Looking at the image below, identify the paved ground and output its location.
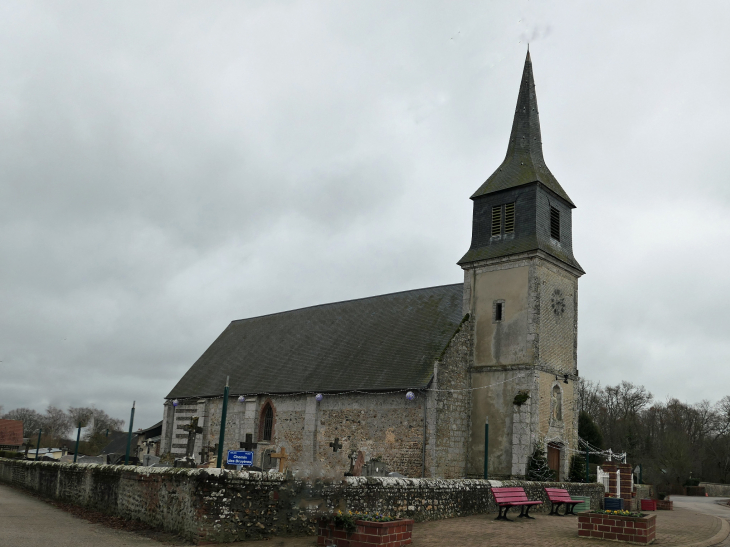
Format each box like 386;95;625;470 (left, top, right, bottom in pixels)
0;483;164;547
234;499;730;547
2;484;730;547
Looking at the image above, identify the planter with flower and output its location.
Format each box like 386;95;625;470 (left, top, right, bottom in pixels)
578;509;656;544
317;510;414;547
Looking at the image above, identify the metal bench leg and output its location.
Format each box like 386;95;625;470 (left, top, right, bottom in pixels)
549;502;559;515
518;506;536;520
496;506;514;521
565;504;577;516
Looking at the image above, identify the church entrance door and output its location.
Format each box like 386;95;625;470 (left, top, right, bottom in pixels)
547;443;561;479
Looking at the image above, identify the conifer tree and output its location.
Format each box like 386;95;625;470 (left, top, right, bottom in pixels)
527;443;556;482
569;454;587;482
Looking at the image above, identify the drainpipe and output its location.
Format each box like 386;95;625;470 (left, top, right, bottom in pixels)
421;391;427;478
484;416;489;480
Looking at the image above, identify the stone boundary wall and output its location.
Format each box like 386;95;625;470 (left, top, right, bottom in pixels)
699;482;730;497
0;458;603;544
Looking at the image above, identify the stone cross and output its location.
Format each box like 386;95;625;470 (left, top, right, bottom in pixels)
269;447;288;473
330;438;343;453
198;443;213;463
181;416;203;459
240;433;258;451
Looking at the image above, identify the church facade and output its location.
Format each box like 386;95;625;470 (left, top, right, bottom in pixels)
161;52;584;480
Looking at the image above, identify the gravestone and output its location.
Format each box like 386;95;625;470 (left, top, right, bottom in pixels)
175;416;203;468
143;454;160;467
261;448;277;471
362;460;389;477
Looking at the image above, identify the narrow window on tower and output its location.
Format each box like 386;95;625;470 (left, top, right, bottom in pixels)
504;202;515;233
493;300;505;322
491;206;502;236
550;206;561;241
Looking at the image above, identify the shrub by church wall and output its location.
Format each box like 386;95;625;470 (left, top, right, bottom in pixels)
0;458;603;544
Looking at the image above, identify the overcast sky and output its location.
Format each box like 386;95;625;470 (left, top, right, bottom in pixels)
2;1;729;430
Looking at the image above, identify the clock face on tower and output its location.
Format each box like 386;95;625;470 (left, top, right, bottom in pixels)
551;289;566;317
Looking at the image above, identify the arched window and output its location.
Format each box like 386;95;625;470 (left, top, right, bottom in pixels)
260;403;274;441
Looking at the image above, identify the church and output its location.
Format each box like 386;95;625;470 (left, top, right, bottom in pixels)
161;52;584;480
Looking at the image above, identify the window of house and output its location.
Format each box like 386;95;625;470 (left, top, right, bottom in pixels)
491;206;502;236
550;206;560;241
504;202;515;233
261;404;273;441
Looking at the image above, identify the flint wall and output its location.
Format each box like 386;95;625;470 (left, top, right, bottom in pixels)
0;458;603;544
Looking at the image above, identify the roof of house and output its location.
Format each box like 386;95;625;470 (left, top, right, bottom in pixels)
470;51;575;207
167;283;466;399
99;431;136;455
137;421;162;438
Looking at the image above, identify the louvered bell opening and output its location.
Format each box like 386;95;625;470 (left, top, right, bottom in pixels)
550;207;560;241
504;202;515;233
491;206;502;236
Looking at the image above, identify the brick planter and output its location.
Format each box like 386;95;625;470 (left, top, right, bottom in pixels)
656;500;673;510
578;512;656;544
317;519;414;547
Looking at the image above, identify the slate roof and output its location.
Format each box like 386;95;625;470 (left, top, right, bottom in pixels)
458;232;584;272
167;283;465;399
99;431;135;455
471;51;575;207
137;421;162;439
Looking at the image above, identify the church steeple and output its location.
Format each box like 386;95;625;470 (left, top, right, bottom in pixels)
471;51;574;207
459;51;582;273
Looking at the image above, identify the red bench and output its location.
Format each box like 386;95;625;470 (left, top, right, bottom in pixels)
544;487;582;516
492;487;544;521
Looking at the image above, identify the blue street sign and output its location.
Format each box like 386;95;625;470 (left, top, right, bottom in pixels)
226;450;254;466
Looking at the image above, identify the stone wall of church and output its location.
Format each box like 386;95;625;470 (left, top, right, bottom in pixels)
536;370;578;481
170;391;430;478
429;315;472;479
315;393;426;478
533;259;579;374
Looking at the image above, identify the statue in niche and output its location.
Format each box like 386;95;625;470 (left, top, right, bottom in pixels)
551;385;562;422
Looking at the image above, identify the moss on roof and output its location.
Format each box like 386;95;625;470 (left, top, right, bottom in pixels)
167;284;465;399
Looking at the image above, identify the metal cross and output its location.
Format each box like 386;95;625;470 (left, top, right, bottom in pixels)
330;438;343;453
240;433;258;451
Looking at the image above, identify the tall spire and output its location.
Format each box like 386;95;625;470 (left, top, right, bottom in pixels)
471;51;574;206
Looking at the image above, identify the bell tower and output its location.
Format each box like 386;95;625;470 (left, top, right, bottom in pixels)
460;52;584;480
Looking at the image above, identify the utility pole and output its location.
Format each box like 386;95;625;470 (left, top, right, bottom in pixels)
124;401;136;465
73;423;82;463
35;428;42;461
216;376;230;468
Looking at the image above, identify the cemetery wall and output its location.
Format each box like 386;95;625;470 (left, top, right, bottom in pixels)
699;482;730;497
0;458;603;544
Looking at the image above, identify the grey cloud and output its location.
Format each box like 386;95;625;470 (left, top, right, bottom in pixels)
2;1;730;428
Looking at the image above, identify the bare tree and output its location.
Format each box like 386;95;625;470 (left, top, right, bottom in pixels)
68;406;124;440
576;378;602;416
43;406;71;440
